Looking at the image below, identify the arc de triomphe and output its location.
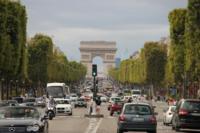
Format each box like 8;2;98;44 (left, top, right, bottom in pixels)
80;41;117;78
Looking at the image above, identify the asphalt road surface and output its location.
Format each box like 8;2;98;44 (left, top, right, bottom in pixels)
49;101;200;133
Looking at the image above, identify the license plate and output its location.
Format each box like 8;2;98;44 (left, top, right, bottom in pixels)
132;118;144;122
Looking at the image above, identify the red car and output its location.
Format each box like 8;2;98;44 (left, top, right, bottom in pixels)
110;101;124;116
108;97;121;111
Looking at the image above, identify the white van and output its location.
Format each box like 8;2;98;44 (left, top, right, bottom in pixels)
46;83;70;98
132;89;142;99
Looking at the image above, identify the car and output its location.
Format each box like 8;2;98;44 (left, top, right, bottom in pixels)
0;100;19;107
0;106;48;133
172;99;200;131
117;102;157;133
100;96;108;102
70;94;78;102
122;96;132;102
12;97;24;103
20;97;36;106
108;97;122;110
74;98;87;108
35;97;46;107
110;100;124;116
132;89;142;100
55;98;72;115
163;105;176;125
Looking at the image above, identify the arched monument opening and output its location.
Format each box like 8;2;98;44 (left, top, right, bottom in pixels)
92;56;104;72
79;41;117;78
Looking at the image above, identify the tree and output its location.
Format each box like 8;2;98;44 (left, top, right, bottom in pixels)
185;0;200;81
168;9;187;83
28;34;53;84
144;42;167;87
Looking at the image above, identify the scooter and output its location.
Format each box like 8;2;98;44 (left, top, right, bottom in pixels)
46;105;56;120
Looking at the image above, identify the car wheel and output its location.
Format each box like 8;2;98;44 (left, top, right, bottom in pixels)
69;112;73;116
175;125;180;132
117;128;123;133
173;117;180;131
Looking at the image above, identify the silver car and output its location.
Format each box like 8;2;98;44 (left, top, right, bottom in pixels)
163;105;176;125
117;102;157;133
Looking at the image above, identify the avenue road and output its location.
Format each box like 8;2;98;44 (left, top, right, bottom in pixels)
48;101;198;133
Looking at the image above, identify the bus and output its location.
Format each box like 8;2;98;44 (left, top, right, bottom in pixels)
46;83;70;98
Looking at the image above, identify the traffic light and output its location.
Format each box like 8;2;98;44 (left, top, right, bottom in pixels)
92;64;97;77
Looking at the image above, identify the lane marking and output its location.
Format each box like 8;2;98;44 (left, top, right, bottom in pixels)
84;118;103;133
92;118;102;133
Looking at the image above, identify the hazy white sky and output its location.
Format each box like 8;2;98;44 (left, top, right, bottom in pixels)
21;0;187;61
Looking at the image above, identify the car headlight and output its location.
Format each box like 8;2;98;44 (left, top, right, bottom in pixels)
27;125;40;132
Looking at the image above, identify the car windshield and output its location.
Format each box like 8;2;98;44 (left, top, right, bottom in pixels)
0;107;40;119
23;98;35;103
65;96;70;99
170;106;176;112
182;101;200;111
56;100;69;104
132;90;141;95
78;99;84;101
124;105;152;115
46;86;64;98
111;98;121;102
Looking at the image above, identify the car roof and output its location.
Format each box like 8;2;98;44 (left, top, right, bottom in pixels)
110;97;120;98
55;98;69;101
183;99;200;102
124;102;152;107
1;106;36;109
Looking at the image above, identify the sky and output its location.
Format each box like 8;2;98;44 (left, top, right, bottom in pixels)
21;0;187;62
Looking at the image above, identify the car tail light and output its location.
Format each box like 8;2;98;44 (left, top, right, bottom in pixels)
179;109;189;116
112;103;118;107
149;116;157;124
119;114;126;121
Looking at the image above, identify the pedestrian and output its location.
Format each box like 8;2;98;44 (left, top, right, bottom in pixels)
95;96;101;115
88;99;93;115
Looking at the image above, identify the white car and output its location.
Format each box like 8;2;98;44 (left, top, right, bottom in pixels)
163;105;176;125
70;94;78;102
100;96;108;102
55;98;72;115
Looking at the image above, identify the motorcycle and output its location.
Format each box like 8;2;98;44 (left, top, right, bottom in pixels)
46;105;56;120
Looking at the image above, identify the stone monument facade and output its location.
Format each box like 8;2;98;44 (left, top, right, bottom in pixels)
80;41;117;78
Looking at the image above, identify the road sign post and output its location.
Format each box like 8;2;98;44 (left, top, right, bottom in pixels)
92;64;97;100
85;64;103;118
